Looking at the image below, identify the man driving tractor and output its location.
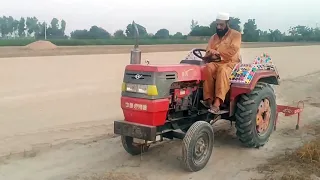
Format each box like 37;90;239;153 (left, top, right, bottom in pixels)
201;12;242;114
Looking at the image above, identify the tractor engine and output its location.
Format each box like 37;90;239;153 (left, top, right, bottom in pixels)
167;81;199;119
120;63;203;126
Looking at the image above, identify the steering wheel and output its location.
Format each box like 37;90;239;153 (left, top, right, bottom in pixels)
192;48;221;63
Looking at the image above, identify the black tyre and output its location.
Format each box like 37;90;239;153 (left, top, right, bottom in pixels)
182;121;214;172
121;136;149;155
235;82;276;148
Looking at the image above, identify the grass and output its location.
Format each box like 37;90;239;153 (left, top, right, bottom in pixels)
255;124;320;180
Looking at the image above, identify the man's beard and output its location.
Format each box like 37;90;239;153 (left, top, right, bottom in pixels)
216;26;229;38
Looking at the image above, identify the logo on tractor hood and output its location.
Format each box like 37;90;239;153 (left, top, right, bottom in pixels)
134;74;143;79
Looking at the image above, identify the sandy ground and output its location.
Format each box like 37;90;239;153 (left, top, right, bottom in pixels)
1;42;320;58
0;45;320;179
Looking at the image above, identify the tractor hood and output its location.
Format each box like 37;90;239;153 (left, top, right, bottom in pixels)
125;64;203;82
121;64;203;100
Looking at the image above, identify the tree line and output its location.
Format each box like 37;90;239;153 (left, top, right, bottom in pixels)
0;15;320;42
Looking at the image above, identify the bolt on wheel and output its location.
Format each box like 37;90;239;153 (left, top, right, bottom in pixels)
256;98;271;136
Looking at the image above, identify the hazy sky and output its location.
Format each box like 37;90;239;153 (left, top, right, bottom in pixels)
2;0;319;35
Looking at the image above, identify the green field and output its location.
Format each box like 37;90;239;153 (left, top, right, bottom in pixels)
0;39;207;46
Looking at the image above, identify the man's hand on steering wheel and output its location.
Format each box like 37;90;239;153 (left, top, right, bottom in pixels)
192;48;221;63
207;49;220;56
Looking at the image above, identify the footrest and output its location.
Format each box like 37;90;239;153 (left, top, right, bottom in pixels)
208;109;229;115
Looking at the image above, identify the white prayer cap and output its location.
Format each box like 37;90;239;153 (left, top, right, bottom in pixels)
216;12;230;21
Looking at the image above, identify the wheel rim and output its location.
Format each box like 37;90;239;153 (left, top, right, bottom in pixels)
256;98;271;136
193;132;210;165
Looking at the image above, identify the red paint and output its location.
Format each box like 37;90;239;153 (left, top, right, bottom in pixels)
230;70;279;101
200;66;207;80
229;70;279;116
174;88;192;98
277;105;303;116
230;86;250;101
121;96;169;126
125;64;203;81
275;101;304;130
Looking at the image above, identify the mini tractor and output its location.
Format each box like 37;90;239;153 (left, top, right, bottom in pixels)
114;22;302;172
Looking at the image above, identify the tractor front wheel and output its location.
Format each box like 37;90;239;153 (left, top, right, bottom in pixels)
181;121;214;172
235;82;276;148
121;136;149;155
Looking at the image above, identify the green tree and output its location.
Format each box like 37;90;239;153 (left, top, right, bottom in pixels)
35;22;46;39
50;18;59;31
46;18;60;38
70;29;90;39
26;17;39;37
125;23;147;38
268;29;283;42
60;20;66;34
291;25;313;41
42;18;67;39
114;29;126;38
242;19;260;42
89;25;111;39
154;28;170;39
258;30;269;42
172;32;184;39
0;16;12;37
146;33;154;38
229;17;241;32
190;19;198;31
70;26;111;39
12;19;19;37
18;17;26;37
189;25;212;36
6;16;16;37
313;27;320;41
209;21;217;35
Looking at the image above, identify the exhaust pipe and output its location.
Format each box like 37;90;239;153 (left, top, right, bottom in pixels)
130;21;142;64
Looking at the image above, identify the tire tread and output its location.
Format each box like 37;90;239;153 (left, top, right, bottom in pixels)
235;82;276;148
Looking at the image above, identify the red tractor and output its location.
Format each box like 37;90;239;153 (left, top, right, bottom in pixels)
113;22;293;172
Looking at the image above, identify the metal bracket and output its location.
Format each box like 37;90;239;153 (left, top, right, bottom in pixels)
275;100;304;130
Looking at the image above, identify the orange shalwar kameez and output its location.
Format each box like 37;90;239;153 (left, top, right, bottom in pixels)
203;29;242;103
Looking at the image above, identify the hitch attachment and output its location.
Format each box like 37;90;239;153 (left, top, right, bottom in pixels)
275;101;304;130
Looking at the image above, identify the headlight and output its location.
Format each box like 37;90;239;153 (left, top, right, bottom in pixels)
126;83;148;94
122;83;158;96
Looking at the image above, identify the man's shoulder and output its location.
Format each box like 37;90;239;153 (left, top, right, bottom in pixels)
210;33;219;40
230;29;241;37
210;33;218;38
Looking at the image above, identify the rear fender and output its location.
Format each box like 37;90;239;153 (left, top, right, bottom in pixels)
229;71;279;116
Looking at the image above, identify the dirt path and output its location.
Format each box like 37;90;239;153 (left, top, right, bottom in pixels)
0;46;320;180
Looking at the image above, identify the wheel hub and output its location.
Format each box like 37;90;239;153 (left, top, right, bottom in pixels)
195;138;206;156
256;98;271;135
193;134;209;164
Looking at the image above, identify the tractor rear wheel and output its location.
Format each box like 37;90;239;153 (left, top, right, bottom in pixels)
121;136;149;155
235;82;276;148
182;121;214;172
